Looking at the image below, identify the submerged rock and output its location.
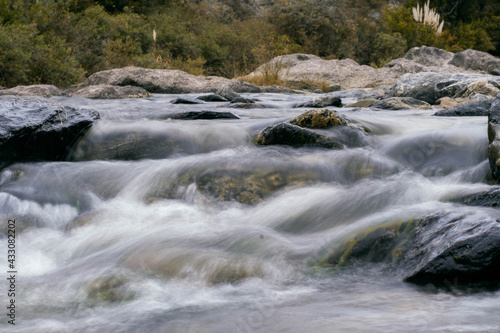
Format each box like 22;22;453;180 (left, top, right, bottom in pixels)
147;164;320;205
372;97;431;110
230;97;255;104
255;123;343;149
433;99;492;116
318;209;500;287
163;111;239;120
0;85;63;97
0;96;100;166
68;84;152;99
67;124;198;161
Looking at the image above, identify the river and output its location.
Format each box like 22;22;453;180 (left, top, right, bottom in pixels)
1;93;498;332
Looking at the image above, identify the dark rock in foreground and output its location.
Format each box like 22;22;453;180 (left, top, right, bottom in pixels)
68;84;152;99
318;209;500;287
163;111;239;120
0;96;100;166
0;85;63;98
434;99;492;116
255;123;343;149
372;97;431;110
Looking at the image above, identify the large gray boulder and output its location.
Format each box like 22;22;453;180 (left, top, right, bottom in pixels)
317;208;500;287
386;72;500;104
0;85;63;97
449;49;500;76
433;99;493;116
0;96;100;167
372;97;431;110
244;47;500;92
67;84;152;99
78;67;261;94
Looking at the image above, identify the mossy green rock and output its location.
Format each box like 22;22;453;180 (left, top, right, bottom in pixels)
289;109;353;129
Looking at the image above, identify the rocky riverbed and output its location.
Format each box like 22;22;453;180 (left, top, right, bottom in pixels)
1;46;500;332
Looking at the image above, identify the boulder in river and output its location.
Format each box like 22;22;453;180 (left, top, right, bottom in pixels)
386;72;500;104
449;49;500;76
295;95;342;108
449;187;500;208
372;97;431;110
289;109;356;129
196;94;228;102
170;97;205;104
0;96;99;167
216;85;241;101
0;85;63;97
255;123;343;149
433;99;493;116
163;111;239;120
68;84;152;99
318;208;500;287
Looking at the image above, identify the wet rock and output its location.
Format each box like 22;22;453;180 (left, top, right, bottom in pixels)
449;49;500;76
170;97;205;104
295;95;342;108
345;99;378;108
0;96;100;166
0;85;63;97
67;124;198;161
318;209;500;287
163;111;239;120
79;67;261;94
433;99;492;116
488;96;500;181
449;187;500;208
230;97;255;104
258;85;303;94
372;97;431;110
289;109;356;129
255;123;343;149
216;85;241;101
386;72;500;104
68;84;152;99
196;94;228;102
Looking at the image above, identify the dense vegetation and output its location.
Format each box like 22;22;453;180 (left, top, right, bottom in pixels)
0;0;499;87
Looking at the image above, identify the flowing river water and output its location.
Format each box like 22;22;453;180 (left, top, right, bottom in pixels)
1;93;499;332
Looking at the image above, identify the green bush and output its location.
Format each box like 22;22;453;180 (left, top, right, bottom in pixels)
0;24;84;87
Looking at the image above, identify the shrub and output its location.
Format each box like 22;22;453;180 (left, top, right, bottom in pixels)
0;24;84;87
